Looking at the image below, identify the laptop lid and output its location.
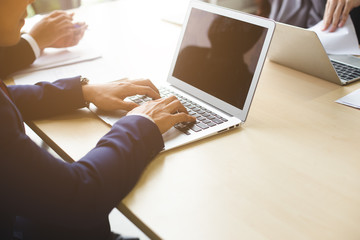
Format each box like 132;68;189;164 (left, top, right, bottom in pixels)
167;0;275;122
267;22;343;85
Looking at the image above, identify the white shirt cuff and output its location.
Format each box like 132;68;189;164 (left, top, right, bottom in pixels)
21;33;41;58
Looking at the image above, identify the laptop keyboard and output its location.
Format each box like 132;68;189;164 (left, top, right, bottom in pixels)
127;87;228;135
331;60;360;82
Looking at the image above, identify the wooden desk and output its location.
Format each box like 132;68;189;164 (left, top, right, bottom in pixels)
31;59;360;239
22;0;360;239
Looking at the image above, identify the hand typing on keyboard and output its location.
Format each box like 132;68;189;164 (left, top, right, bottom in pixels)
127;87;229;135
128;95;196;134
82;78;161;111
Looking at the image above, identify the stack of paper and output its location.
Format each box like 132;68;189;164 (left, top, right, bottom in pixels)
336;88;360;109
308;18;360;55
14;46;101;75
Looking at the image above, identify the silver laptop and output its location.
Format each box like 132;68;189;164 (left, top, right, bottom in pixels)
267;22;360;85
91;0;275;151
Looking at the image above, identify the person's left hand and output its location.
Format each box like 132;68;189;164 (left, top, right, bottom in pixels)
29;10;87;51
323;0;360;32
82;78;161;111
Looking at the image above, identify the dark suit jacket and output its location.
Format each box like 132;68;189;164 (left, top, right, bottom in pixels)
0;76;164;240
0;38;36;79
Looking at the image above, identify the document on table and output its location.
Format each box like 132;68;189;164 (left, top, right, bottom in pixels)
14;46;101;75
16;48;101;74
336;88;360;109
308;18;360;55
13;57;131;86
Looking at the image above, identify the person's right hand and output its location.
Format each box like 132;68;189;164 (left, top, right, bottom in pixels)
323;0;360;32
29;10;87;51
127;96;196;134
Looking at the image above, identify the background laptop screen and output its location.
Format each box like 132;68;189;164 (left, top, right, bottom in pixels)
172;8;267;110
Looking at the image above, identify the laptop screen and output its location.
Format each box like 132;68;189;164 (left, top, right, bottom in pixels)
172;8;267;110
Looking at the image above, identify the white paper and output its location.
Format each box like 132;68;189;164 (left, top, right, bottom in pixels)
308;18;360;55
13;57;129;86
336;88;360;109
13;46;101;75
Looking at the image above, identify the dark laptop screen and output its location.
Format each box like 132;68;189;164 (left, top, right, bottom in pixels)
172;8;267;110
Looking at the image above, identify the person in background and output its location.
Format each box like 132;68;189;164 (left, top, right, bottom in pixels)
0;0;196;239
254;0;360;37
0;10;87;78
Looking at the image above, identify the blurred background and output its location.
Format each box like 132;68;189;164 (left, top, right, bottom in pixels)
27;0;257;17
28;0;112;17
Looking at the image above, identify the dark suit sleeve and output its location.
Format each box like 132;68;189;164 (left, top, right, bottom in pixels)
351;6;360;44
8;76;87;120
0;37;36;78
0;79;164;229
